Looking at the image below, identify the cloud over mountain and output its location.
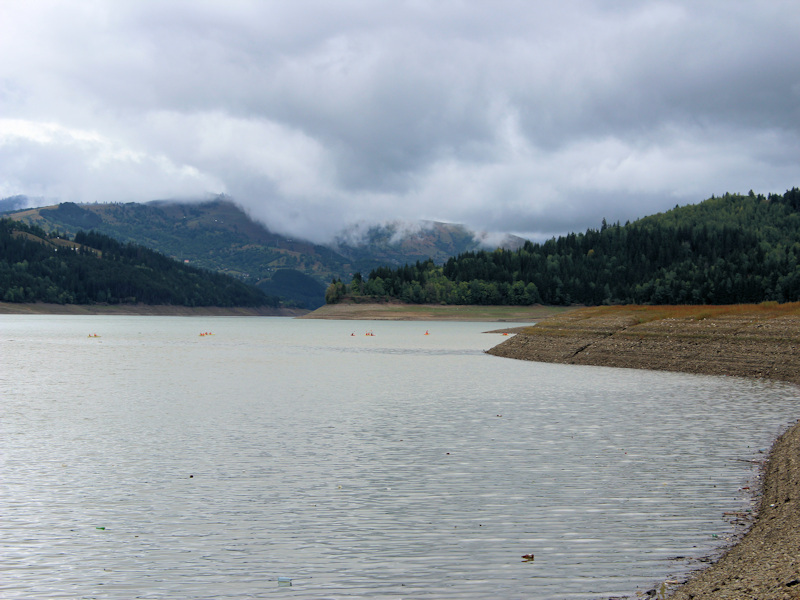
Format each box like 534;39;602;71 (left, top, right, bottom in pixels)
1;1;798;242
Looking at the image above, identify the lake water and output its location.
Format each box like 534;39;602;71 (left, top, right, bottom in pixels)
1;315;798;599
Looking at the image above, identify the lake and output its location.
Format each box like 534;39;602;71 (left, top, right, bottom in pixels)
1;315;798;599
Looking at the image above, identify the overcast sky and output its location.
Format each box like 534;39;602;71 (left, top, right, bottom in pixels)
1;1;798;242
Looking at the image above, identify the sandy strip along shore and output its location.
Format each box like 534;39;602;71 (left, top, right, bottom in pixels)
487;306;800;599
299;301;573;321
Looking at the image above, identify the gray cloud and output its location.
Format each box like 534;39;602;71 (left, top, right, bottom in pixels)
1;1;799;242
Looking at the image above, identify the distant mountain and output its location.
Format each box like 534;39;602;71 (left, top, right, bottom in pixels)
1;197;520;308
332;221;526;274
0;195;29;213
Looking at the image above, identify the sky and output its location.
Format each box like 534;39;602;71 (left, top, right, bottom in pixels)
1;1;799;243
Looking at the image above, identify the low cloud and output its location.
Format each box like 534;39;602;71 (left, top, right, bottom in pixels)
1;1;798;242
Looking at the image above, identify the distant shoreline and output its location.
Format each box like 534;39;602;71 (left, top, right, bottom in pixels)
299;301;578;321
0;300;576;321
0;301;307;317
486;304;800;599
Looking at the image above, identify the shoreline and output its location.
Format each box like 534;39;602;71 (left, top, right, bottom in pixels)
0;301;308;317
299;301;578;321
486;305;800;599
0;300;571;320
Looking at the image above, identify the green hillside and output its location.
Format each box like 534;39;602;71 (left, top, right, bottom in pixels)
0;219;276;307
329;188;800;306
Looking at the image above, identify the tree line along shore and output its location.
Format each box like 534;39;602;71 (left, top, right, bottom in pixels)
0;301;302;316
487;303;800;600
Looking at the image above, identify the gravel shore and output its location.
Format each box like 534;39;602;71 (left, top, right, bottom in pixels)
487;307;800;599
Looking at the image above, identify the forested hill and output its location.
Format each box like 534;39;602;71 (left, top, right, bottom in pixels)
329;189;800;306
0;219;276;307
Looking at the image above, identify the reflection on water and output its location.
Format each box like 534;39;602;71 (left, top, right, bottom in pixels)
1;316;797;599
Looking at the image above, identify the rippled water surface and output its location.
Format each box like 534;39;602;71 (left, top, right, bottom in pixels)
1;315;798;599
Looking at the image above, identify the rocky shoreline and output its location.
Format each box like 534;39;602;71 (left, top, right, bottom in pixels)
487;306;800;599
